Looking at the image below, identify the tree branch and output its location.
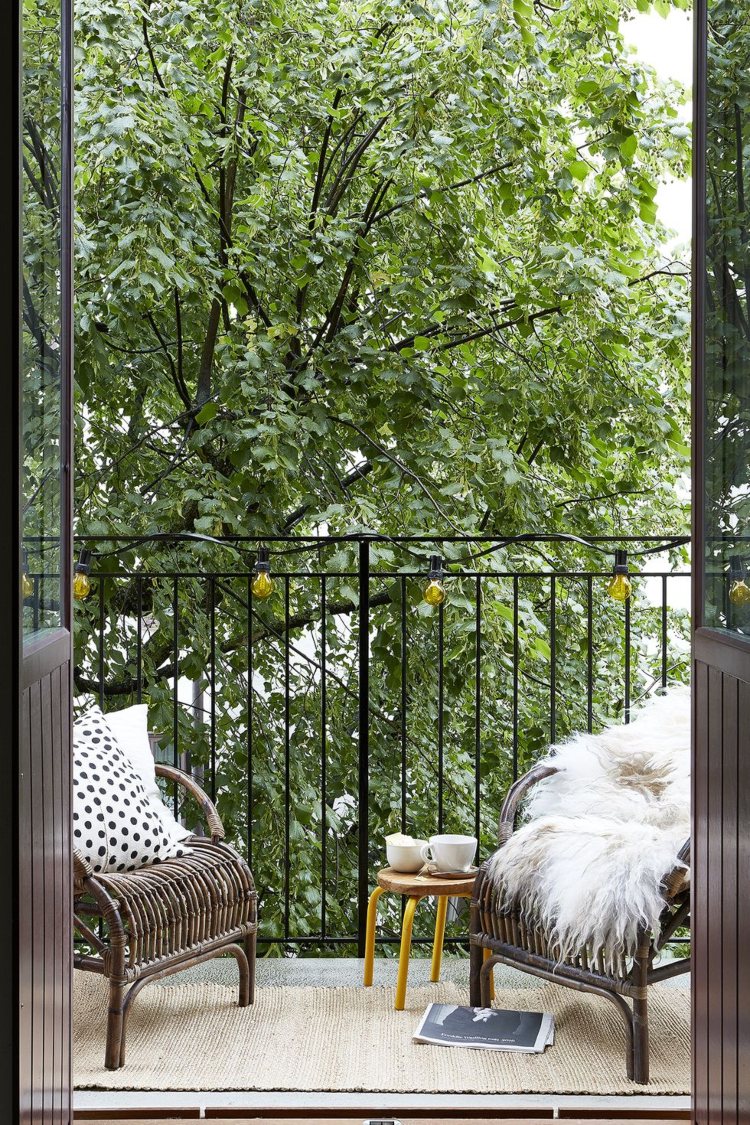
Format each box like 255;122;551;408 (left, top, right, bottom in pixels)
335;416;462;532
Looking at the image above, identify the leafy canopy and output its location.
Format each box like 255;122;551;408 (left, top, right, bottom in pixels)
74;0;691;542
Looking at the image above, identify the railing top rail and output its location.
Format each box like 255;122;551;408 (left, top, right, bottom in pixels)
80;569;692;579
65;532;690;545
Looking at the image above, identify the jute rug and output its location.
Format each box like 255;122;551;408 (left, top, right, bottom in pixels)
73;971;690;1094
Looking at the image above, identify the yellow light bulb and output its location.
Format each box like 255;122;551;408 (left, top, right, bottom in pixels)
607;573;632;603
423;578;446;607
730;579;750;607
21;571;33;599
251;569;275;599
73;571;92;600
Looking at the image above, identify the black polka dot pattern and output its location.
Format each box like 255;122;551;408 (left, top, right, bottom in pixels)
73;711;187;875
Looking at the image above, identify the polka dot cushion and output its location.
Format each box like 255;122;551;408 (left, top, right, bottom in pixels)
73;710;188;874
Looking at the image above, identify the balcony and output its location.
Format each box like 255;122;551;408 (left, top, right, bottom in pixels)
69;532;689;950
64;532;691;1111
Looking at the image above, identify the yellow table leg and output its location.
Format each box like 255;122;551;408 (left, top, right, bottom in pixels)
363;886;385;986
395;896;419;1011
431;896;448;983
483;945;495;1002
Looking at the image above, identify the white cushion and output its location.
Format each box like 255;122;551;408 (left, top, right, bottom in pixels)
102;704;193;844
73;710;188;874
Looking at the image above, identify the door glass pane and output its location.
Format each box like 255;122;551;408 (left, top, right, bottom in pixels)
21;0;63;636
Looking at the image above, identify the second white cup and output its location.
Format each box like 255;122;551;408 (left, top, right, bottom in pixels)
420;833;477;873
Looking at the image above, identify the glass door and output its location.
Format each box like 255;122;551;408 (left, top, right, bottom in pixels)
699;0;750;634
21;0;72;643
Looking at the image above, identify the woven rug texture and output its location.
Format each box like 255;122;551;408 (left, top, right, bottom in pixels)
73;971;690;1094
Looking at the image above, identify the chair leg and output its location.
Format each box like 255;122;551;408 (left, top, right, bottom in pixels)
234;941;250;1008
632;994;650;1084
470;940;483;1006
363;885;384;987
105;981;126;1071
245;930;256;1006
431;896;448;982
395;896;419;1011
483;945;495;1002
479;954;498;1007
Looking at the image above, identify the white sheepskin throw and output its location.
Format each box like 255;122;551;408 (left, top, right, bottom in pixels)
486;687;690;968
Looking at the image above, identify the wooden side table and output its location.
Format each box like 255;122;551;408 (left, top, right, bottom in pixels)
363;866;493;1010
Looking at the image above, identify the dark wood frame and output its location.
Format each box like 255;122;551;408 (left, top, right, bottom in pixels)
4;0;76;1120
73;763;258;1070
0;2;22;1117
469;763;691;1085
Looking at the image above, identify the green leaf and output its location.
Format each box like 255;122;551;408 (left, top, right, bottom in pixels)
639;199;658;224
619;133;637;160
568;160;590;181
196;402;218;424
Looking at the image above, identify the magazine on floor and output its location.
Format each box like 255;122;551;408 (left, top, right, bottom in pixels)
413;1003;555;1052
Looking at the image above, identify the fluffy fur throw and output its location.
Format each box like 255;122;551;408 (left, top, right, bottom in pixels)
486;687;690;967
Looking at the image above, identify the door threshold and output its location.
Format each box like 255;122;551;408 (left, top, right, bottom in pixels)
74;1089;692;1117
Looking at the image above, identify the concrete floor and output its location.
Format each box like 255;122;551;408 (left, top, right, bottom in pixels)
76;956;691;1117
166;952;689;991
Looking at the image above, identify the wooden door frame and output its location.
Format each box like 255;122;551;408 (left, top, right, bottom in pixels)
0;0;22;1117
690;0;705;1114
3;0;76;1119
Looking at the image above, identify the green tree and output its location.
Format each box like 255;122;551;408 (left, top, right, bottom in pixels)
72;0;692;947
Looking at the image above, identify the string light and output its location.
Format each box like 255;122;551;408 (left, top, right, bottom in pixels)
729;555;750;606
21;549;33;600
251;547;275;599
73;548;93;600
607;549;632;603
423;555;446;607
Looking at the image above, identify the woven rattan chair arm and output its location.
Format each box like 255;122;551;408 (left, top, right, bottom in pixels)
73;847;93;893
155;762;225;842
662;837;691;899
497;762;559;844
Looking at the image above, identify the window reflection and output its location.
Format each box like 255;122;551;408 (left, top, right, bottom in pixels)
703;0;750;631
22;0;63;636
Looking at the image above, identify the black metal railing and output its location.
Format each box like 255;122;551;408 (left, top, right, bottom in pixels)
68;533;691;953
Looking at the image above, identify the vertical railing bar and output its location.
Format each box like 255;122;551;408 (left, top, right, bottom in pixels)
136;577;143;705
437;599;444;833
98;577;105;710
624;591;631;724
284;575;291;943
172;578;179;815
400;575;407;834
550;575;557;744
474;575;481;847
33;576;40;632
247;576;253;868
661;575;668;690
210;577;216;800
357;539;370;959
586;575;593;734
320;576;327;941
512;576;519;783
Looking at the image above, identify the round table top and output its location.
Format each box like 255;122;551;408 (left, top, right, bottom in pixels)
376;866;477;897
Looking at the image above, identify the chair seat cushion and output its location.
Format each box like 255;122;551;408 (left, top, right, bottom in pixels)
74;710;188;875
92;837;257;970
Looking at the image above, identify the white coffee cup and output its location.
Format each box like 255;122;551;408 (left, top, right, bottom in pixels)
386;839;428;873
420;833;477;873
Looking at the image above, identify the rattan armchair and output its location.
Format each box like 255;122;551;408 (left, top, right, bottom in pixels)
74;761;258;1070
469;763;690;1085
